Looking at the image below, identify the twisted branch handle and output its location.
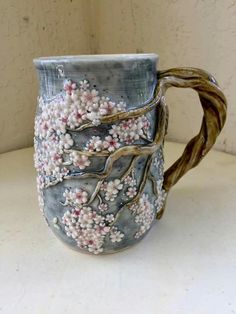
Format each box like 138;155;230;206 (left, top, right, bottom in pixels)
158;67;227;193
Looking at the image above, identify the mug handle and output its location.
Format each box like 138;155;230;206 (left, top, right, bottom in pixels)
156;67;227;219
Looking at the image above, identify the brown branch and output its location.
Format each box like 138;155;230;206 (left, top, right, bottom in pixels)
64;149;110;157
120;156;139;181
86;179;104;205
97;193;103;205
148;173;158;197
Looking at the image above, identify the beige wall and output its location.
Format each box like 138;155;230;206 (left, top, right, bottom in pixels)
1;0;236;154
0;0;90;153
91;0;236;154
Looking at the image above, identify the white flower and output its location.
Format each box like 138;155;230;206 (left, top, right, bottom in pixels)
117;101;126;111
103;135;120;152
79;80;89;91
60;133;73;149
86;112;101;126
126;187;137;198
70;89;80;101
106;214;114;223
70;152;91;169
94;214;105;225
86;136;103;152
78;210;94;228
108;179;123;192
110;230;124;243
63;189;75;205
99;100;116;116
104;179;123;201
124;175;136;187
109;125;120;138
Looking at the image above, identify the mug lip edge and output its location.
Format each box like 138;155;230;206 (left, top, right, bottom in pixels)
33;53;159;67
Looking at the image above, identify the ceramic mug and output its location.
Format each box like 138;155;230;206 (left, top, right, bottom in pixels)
34;54;227;254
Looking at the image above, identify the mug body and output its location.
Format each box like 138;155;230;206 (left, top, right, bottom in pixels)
34;54;166;254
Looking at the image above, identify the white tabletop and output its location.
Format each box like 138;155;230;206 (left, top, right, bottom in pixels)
0;142;236;314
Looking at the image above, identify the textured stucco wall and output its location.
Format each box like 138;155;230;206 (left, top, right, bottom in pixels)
1;0;236;154
90;0;236;154
0;0;90;153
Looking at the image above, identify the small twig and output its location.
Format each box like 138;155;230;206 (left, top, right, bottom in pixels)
64;149;110;157
86;180;104;205
140;134;153;143
97;193;103;205
121;156;139;181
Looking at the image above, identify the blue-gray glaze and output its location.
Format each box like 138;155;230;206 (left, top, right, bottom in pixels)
34;54;166;255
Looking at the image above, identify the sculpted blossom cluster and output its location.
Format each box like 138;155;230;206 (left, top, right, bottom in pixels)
61;187;125;254
63;79;126;127
34;79;128;188
109;116;151;144
85;115;151;153
100;173;138;202
130;193;155;239
153;148;167;214
101;179;124;201
34;94;74;188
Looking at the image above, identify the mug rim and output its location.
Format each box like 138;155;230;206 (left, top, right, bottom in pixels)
33;53;158;67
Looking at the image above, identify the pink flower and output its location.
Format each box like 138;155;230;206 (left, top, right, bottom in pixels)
51;153;63;165
119;119;133;130
74;188;88;204
75;108;87;124
81;89;99;106
103;136;120;152
63;79;77;95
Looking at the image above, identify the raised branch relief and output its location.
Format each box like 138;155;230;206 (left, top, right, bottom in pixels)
34;77;167;254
